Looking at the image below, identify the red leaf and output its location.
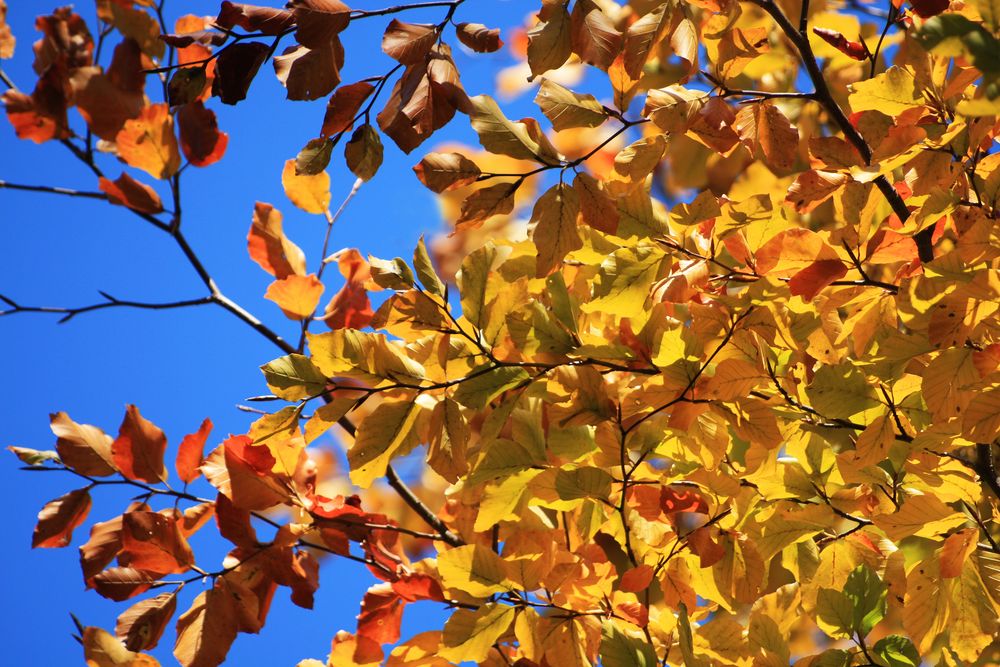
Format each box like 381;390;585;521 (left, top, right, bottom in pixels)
1;70;70;143
215;1;294;34
176;417;212;484
32;488;91;548
178;101;228;167
357;583;404;647
812;27;870;61
787;258;849;300
112;404;168;483
226;434;276;475
392;572;445;602
909;0;949;18
99;173;164;214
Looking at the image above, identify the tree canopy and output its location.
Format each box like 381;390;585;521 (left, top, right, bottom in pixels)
2;0;1000;665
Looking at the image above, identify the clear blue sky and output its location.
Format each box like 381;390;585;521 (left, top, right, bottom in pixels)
0;0;539;663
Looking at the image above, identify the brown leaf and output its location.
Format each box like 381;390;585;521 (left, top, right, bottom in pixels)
168;68;209;107
176;418;213;484
291;0;351;49
116;592;177;651
100;173;164;214
212;41;270;105
247;202;307;279
526;2;572;78
112;404;168;484
93;566;157;602
456;181;520;230
215;1;294;35
32;488;91;548
173;587;238;667
570;0;623;72
80;513;127;585
531;182;582;277
70;66;144;141
734;101;800;171
50;411;117;476
456;23;503;53
321;81;375;136
265;274;325;320
120;511;195;574
33;7;93;72
273;41;344;101
178;101;228;167
377;44;468;153
622;2;669;78
413;152;481;193
215;492;259;549
573;172;619;234
382;20;438;64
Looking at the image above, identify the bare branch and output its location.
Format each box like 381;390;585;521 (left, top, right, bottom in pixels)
0;292;214;323
0;181;108;201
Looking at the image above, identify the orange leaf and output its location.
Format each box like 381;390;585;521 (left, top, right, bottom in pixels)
940;528;978;578
32;487;91;548
247;202;306;279
112;404;168;483
200;435;288;510
812;27;870;61
323;248;374;330
116;104;181;180
120;510;194;574
175;418;212;484
100;173;164;214
266;273;325;320
116;592;177;651
93;566;156;601
177;101;228;167
50;411;117;477
1;72;70;143
619;564;655;592
787;258;848;300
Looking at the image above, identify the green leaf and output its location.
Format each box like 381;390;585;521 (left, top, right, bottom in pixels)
7;446;59;466
916;15;1000;76
600;618;657;667
844;564;887;637
815;588;855;639
295;137;333;176
872;635;920;667
260;354;328;401
469;94;558;163
344;124;383;181
554;466;613;501
453;365;531;409
413;235;445;298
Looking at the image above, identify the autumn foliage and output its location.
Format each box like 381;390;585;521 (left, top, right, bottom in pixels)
3;0;1000;666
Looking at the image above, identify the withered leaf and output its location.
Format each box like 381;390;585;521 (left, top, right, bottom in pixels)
382;20;438;64
111;404;168;484
273;41;344;101
247;202;307;279
178;101;228;167
32;488;91;548
212;41;270;105
215;1;295;35
100;173;164;214
456;22;503;53
291;0;351;49
413;152;481;193
50;411;117;476
570;0;623;72
116;592;177;652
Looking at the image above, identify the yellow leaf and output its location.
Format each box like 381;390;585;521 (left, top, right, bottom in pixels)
347;400;420;488
83;626;161;667
534;78;607;131
116;104;181;180
437;544;511;598
849;66;924;115
872;493;967;541
439;604;515;664
281;158;330;214
903;556;950;654
469;94;559;163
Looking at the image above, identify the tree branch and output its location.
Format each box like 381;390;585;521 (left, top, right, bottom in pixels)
0;180;108;201
0;292;214;323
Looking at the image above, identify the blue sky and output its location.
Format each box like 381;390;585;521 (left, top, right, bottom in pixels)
0;0;538;663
